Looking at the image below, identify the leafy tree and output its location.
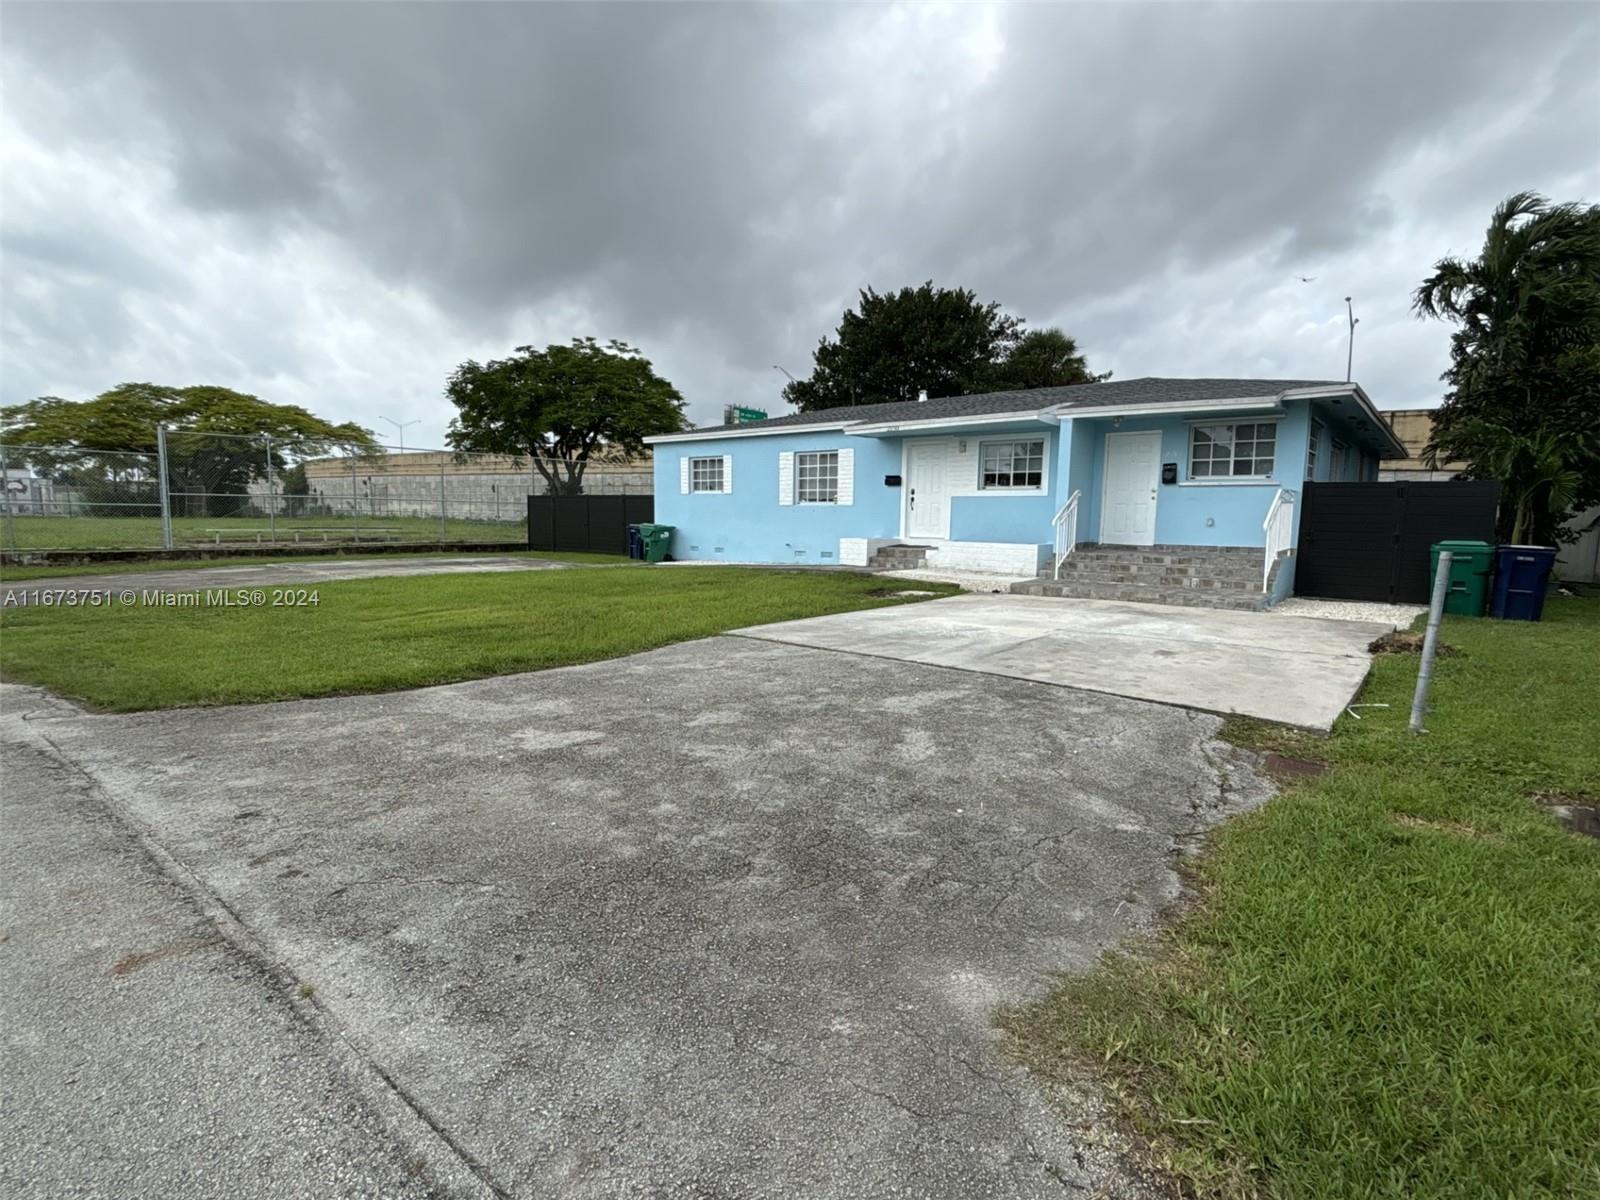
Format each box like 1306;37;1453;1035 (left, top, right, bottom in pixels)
446;337;685;495
0;383;375;517
990;328;1109;391
1414;191;1600;543
783;282;1026;411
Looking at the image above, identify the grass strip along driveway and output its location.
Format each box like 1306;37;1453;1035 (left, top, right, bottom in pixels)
1002;596;1600;1200
0;566;957;710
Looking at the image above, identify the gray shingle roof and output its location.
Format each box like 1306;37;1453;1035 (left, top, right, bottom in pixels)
687;377;1345;435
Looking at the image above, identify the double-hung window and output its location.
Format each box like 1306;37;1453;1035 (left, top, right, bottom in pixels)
979;439;1045;489
1307;418;1324;477
689;456;725;493
1189;422;1277;479
795;451;839;503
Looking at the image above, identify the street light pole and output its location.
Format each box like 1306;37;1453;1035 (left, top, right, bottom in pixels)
1345;297;1360;383
378;415;420;452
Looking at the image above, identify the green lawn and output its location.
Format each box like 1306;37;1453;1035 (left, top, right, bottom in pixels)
1000;596;1600;1200
0;549;630;581
1;513;527;551
0;567;957;710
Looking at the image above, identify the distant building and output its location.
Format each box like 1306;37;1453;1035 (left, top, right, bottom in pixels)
1;467;61;515
1378;408;1468;481
245;449;653;522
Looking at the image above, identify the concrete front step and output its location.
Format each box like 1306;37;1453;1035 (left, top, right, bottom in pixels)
1021;543;1273;610
1012;577;1269;611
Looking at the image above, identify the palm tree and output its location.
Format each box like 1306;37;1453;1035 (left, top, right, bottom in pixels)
1414;192;1600;543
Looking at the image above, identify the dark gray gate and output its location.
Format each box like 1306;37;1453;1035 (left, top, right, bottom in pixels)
1295;481;1500;603
527;495;654;555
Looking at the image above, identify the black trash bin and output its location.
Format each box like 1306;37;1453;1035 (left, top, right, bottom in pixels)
1489;545;1557;621
626;524;644;560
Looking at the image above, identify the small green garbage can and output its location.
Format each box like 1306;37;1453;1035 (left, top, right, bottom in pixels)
636;523;675;564
1428;539;1494;616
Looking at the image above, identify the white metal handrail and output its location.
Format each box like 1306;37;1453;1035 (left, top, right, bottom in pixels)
1261;487;1296;592
1052;490;1081;579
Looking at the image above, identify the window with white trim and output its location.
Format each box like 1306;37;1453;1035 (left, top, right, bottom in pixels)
688;456;724;493
795;451;839;503
1330;440;1347;481
1307;418;1324;477
1189;422;1277;479
979;439;1045;489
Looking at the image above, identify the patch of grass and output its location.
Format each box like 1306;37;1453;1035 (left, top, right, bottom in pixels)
0;513;529;551
1001;597;1600;1200
0;567;958;710
0;548;631;581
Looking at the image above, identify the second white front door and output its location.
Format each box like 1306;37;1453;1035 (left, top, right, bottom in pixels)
905;441;949;539
1100;431;1161;546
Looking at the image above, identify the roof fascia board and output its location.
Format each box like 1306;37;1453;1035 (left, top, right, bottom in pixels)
1050;395;1284;420
1282;385;1408;457
643;421;855;445
845;410;1052;436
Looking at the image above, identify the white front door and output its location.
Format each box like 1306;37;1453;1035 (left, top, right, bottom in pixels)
904;441;949;539
1100;431;1161;546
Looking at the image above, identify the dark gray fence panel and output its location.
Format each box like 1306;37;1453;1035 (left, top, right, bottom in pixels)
1296;480;1501;603
528;495;654;555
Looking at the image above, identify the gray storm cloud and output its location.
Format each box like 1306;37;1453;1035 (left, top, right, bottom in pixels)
2;2;1596;441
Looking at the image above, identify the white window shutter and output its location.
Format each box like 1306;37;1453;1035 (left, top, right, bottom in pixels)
679;457;690;494
777;451;794;505
836;447;854;506
722;455;733;494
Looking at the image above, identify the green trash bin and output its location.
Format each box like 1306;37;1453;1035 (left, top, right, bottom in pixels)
636;523;675;564
1429;540;1494;616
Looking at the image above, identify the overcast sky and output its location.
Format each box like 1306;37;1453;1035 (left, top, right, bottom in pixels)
3;2;1596;447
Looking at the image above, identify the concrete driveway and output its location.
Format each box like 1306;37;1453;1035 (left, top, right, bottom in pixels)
1;634;1271;1199
1;554;571;603
737;593;1391;730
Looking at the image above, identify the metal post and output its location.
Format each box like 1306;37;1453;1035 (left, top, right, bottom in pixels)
264;434;277;543
156;424;174;550
350;456;360;541
0;441;17;552
1409;551;1452;733
439;461;448;542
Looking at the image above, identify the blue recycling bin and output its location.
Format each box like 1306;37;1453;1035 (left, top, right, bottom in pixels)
626;524;644;560
1489;545;1557;621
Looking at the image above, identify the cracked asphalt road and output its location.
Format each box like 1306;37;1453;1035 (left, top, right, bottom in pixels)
1;635;1272;1198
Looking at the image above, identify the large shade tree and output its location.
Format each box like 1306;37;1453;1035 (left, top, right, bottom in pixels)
1414;191;1600;543
1;383;375;516
782;283;1103;411
990;328;1110;391
784;282;1022;411
446;337;685;495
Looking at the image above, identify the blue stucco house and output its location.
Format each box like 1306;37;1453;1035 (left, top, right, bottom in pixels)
647;378;1406;606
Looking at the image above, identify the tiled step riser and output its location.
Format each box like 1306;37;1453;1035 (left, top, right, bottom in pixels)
869;547;929;569
1053;566;1262;585
1013;581;1267;611
1019;540;1275;609
1057;579;1262;594
1052;554;1263;570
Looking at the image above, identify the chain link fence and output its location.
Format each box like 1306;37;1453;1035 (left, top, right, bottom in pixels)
0;431;651;552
